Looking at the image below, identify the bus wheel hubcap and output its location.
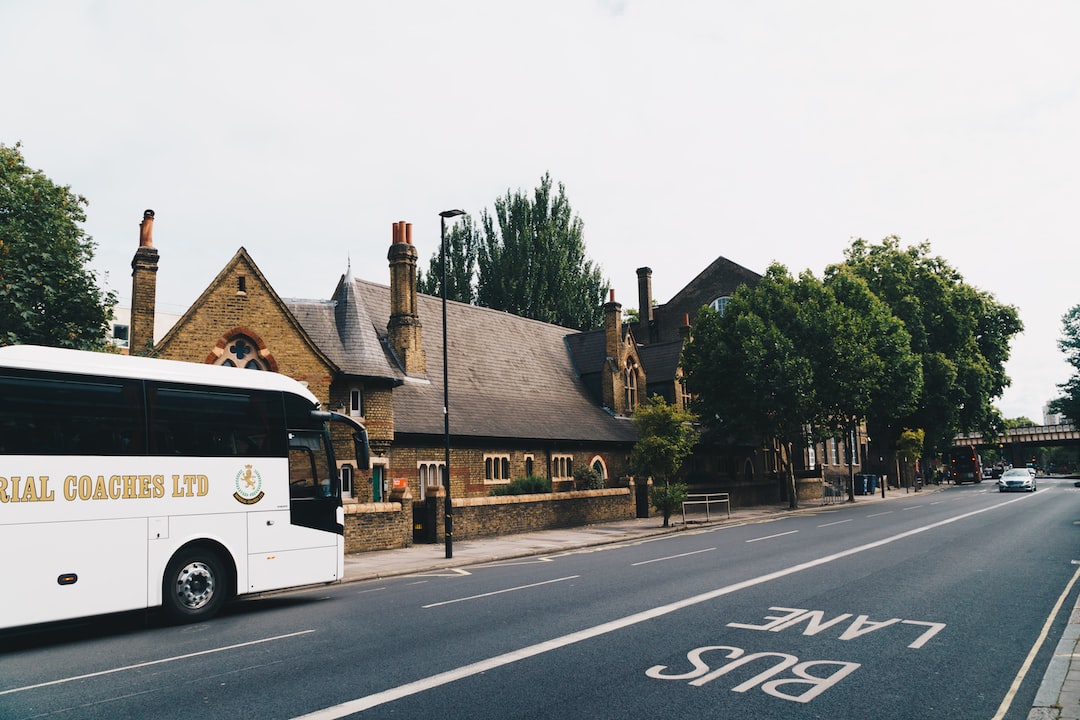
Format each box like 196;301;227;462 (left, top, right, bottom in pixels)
176;562;215;609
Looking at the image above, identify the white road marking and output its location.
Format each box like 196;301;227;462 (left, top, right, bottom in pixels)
0;630;316;696
632;548;716;566
746;530;800;543
991;563;1080;720
818;519;854;528
422;576;580;608
292;494;1036;719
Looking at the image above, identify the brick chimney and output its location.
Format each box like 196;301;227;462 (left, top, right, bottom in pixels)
129;209;159;356
387;221;426;374
602;289;623;412
636;266;657;344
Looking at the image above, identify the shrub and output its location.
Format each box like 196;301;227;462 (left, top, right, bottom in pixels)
489;475;552;496
649;482;689;527
573;466;605;490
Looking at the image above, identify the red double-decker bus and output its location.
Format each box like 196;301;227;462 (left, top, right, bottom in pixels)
945;446;982;485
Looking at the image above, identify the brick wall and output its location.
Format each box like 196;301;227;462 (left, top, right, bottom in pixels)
343;500;413;553
448;488;634;540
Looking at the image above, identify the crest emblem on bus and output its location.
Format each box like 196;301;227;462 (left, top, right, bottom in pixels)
233;464;265;505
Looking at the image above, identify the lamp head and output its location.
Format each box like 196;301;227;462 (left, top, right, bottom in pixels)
439;209;466;218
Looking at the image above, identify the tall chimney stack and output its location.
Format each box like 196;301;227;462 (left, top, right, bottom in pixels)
129;209;159;356
387;220;426;374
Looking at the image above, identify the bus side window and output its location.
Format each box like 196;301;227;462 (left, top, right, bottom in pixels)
289;445;317;499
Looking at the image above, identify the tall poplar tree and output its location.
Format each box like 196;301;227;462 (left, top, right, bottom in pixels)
417;214;479;304
0;143;116;349
476;173;608;330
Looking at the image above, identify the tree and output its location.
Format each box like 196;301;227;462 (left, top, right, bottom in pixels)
896;428;925;489
1050;304;1080;425
630;396;698;526
417;214;479;304
838;237;1021;458
0;143;116;349
476;173;608;330
683;262;921;505
812;267;922;499
682;263;815;508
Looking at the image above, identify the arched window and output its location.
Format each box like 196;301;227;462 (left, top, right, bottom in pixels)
216;336;268;370
624;359;638;412
709;296;731;316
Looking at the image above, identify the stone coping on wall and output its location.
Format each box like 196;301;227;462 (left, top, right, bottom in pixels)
453;488;631;506
343;501;402;514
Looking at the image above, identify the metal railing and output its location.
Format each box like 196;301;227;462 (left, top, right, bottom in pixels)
681;492;731;524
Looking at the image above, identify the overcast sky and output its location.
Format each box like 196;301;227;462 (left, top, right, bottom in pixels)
5;1;1078;422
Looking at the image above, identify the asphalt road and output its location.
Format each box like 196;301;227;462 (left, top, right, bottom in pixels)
3;478;1079;719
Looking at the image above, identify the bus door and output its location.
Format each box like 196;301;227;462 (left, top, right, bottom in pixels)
286;429;342;535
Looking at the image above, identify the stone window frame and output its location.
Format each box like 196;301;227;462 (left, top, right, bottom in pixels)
349;387;364;418
207;327;279;372
484;454;511;484
624;358;639;412
552;454;574;480
418;461;445;500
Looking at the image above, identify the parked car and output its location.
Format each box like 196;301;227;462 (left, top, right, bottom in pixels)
999;467;1037;492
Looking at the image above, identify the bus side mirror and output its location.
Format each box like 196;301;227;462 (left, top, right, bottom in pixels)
354;428;370;471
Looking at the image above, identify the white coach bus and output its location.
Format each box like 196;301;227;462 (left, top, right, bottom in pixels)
0;345;369;628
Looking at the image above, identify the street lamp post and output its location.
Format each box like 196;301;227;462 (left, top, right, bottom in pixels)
439;209;465;558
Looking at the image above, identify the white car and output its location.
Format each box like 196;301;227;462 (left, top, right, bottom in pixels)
998;467;1037;492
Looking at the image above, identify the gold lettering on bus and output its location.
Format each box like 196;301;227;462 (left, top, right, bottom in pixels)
60;474;167;501
0;476;55;503
171;474;209;497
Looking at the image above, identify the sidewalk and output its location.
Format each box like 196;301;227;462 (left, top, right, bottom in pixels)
343;484;925;583
341;483;1075;719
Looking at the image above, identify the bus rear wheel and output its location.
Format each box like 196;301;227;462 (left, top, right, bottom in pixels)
162;548;228;623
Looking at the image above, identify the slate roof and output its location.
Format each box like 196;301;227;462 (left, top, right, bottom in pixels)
352;279;638;445
284;268;399;383
639;340;684;386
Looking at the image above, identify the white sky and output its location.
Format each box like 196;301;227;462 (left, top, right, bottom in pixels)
4;1;1078;422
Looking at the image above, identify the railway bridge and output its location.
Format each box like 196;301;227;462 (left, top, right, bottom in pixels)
953;423;1080;467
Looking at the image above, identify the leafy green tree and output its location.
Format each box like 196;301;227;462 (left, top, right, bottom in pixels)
1051;304;1080;425
417;214;479;304
0;143;116;349
812;266;922;499
476;173;608;330
838;237;1021;458
630;395;698;526
683;264;815;508
896;428;925;488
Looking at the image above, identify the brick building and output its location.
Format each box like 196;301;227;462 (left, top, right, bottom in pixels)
129;211;863;542
136;217;639;518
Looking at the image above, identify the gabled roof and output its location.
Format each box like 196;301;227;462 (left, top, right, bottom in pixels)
639;340;684;385
285;268;399;383
154;247;337;371
353;279;638;445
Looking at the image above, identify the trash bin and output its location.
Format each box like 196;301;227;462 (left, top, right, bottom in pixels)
854;473;877;495
864;474;877;494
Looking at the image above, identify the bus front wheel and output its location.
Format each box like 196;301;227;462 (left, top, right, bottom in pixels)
162;548;228;623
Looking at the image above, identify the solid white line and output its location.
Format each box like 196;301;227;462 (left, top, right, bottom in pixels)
291;494;1036;720
991;563;1080;720
422;576;579;608
746;530;799;543
0;630;316;696
818;519;854;528
632;548;716;566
